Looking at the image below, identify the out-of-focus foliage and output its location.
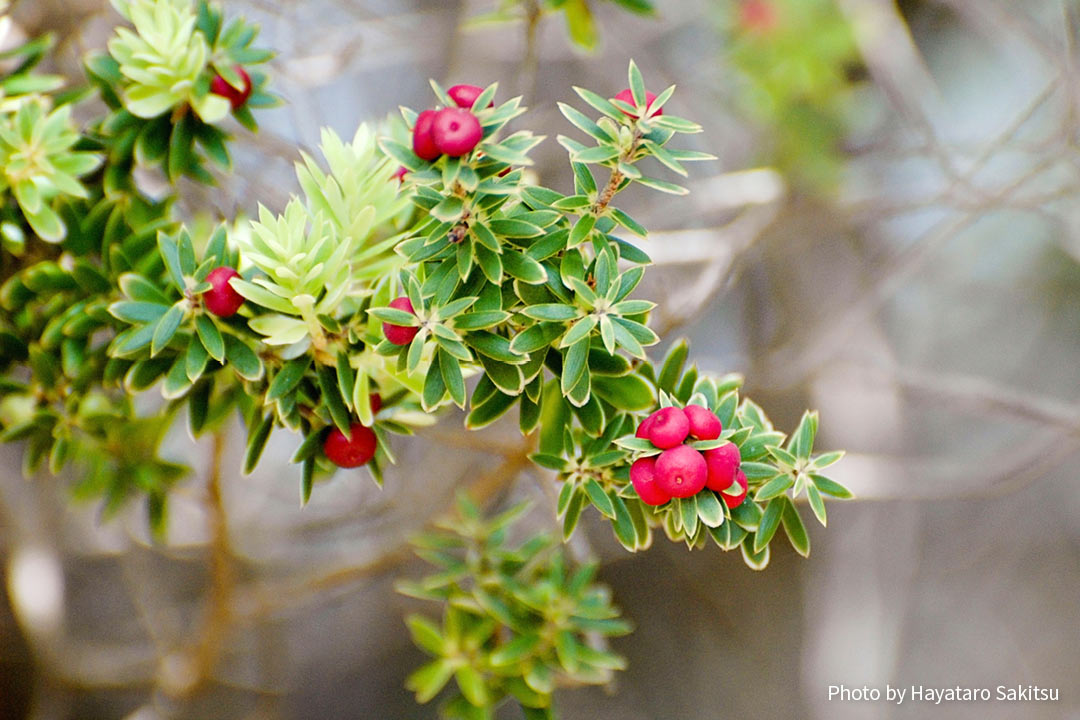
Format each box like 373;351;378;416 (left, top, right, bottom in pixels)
724;0;862;187
398;494;630;720
467;0;656;53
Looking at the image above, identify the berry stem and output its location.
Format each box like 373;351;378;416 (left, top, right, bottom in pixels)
591;130;642;214
593;168;624;214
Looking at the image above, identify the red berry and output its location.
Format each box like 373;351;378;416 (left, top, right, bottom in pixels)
369;393;382;415
646;406;690;449
684;404;722;440
412;109;441;161
203;266;244;317
739;0;778;33
383;296;419;346
613;88;662;119
448;84;492;109
210;66;252;110
654;445;708;498
722;469;748;508
630;457;670;506
323;422;377;468
392;166;408;183
431;107;482;157
703;442;742;493
635;413;656;439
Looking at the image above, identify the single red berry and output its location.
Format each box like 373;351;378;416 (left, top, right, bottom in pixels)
684;404;722;440
323;422;377;468
722;469;748;508
630;457;670;506
635;413;656;439
210;66;252;110
613;88;662;119
203;266;244;317
739;0;778;33
412;109;441;161
646;406;690;449
369;393;382;415
431;107;482;157
703;442;742;493
654;445;708;498
448;84;493;109
392;166;408;183
383;296;420;346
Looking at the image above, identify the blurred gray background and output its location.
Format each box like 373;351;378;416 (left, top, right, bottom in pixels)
1;1;1079;718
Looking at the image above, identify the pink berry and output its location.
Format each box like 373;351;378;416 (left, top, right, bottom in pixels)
703;442;741;493
635;413;656;439
203;266;244;317
722;469;748;508
323;422;377;468
448;84;492;109
412;109;441;161
630;457;670;506
684;404;722;440
383;296;419;346
392;166;408;183
646;406;690;449
210;66;252;110
654;445;708;499
431;107;482;157
613;88;662;119
369;393;382;415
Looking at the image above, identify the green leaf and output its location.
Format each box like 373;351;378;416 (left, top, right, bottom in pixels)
754;473;794;502
569;213;596;247
807;484;827;527
490;634;540;666
583;477;615;519
406;615;446;656
696;491;724;528
440;351;467;407
521;304;579;322
109;301;168;324
150;303;184;356
244;413;275;474
811;474;853;499
407;660;455;704
741;534;770;570
561;338;589;395
465;389;517;429
781;497;810;557
635;176;688;195
157;233;185;289
224;335;263;381
628;59;647;107
501;252;547;284
591;374;654;411
455;665;489;707
185;335;209;382
754;499;783;554
489;218;543;238
317;365;351;434
195;314;225;362
267;357;310;401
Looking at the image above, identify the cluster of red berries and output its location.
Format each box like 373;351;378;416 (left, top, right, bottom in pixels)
323;394;382;468
411;84;490;161
210;65;253;110
629;405;746;508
